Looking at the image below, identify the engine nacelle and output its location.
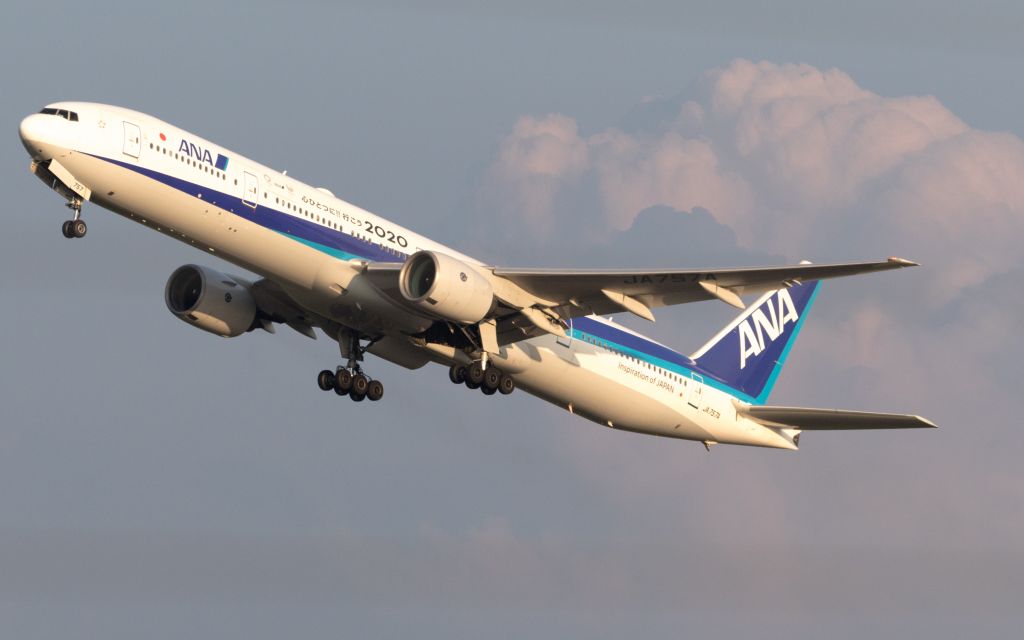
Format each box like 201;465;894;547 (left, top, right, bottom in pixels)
165;264;257;337
399;251;494;324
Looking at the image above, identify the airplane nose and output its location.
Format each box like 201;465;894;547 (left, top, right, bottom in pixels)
19;113;55;159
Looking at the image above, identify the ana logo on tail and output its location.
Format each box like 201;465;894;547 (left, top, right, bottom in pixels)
739;289;800;369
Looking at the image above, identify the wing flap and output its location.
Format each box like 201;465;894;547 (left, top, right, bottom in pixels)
741;405;937;430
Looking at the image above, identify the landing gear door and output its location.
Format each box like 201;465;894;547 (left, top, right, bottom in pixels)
687;373;703;409
242;171;259;208
122;121;141;158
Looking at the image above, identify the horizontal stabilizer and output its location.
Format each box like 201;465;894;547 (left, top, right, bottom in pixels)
740;405;937;430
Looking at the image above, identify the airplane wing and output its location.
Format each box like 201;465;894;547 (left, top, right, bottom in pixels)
249;277;330;339
357;256;918;348
739;405;937;430
492;257;918;319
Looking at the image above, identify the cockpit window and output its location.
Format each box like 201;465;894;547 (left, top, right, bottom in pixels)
39;107;79;122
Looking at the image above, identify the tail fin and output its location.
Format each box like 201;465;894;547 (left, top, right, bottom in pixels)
690;279;821;404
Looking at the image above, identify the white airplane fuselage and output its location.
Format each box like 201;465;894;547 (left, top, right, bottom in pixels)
17;102;809;450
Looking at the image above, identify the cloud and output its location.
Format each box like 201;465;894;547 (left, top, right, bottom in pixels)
468;60;1024;573
478;114;590;241
477;59;1024;303
473;56;1024;419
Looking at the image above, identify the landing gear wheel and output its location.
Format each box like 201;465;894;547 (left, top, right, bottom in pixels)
71;219;87;238
449;364;466;384
498;374;516;395
317;369;336;391
366;379;384;401
61;220;74;238
465;378;481;390
481;385;497;395
483;368;501;391
335;369;353;394
351;373;370;397
350;391;366;402
467;362;485;386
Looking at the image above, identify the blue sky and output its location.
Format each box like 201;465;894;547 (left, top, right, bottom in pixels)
2;2;1022;638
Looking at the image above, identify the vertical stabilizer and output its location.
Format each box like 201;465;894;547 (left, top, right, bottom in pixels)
690;280;821;404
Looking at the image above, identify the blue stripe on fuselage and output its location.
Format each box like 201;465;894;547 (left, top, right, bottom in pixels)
87;152;396;263
573;317;695;369
570;316;760;404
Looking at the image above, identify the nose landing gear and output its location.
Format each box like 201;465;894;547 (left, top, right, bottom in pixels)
61;198;86;238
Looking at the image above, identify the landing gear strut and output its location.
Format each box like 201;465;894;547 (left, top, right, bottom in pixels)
316;331;385;402
449;363;515;396
61;198;86;238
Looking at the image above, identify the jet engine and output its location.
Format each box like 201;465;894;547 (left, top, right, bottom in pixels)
165;264;257;337
399;251;494;324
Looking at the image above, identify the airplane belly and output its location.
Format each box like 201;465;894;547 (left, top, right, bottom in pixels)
510;337;715;442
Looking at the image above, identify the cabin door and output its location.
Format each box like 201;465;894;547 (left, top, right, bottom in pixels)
122;122;141;158
242;171;259;208
687;373;703;409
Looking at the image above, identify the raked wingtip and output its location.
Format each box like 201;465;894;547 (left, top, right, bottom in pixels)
887;256;919;267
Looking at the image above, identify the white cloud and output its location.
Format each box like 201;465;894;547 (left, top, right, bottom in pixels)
479;114;590;237
588;130;753;232
473;60;1024;560
478;59;1024;301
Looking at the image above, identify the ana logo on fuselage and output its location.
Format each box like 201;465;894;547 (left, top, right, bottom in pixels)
179;139;214;166
738;289;799;369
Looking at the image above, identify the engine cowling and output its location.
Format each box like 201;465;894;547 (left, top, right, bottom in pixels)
165;264;257;337
399;251;494;324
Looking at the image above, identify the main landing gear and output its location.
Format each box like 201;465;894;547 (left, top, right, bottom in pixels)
316;331;384;402
449;362;516;396
61;197;86;239
317;367;384;402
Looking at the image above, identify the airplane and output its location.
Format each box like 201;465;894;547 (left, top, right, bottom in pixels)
18;102;935;450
